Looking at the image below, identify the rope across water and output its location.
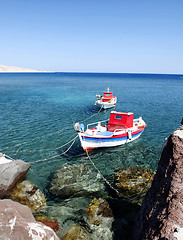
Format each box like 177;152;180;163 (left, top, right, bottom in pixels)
0;135;78;163
0;106;103;163
29;135;78;164
0;106;103;154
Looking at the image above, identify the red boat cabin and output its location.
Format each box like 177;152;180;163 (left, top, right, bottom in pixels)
107;111;134;132
102;91;114;102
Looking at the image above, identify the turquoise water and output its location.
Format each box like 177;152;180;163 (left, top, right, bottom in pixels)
0;72;182;190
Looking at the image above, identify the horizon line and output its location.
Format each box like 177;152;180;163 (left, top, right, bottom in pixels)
0;71;182;75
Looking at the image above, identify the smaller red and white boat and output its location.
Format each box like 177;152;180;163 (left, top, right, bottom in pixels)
74;111;147;151
95;88;117;109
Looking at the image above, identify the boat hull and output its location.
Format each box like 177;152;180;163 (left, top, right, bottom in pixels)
96;102;116;109
78;128;144;151
95;97;117;109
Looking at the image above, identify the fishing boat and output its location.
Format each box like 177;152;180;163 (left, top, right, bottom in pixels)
95;88;117;109
74;111;147;151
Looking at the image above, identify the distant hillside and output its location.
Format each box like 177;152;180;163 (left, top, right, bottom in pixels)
0;64;41;72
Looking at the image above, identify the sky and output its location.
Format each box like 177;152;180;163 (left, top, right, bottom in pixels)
1;0;183;74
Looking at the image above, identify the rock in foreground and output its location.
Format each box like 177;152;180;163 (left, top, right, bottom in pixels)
0;199;60;240
10;180;47;214
0;158;31;198
133;126;183;239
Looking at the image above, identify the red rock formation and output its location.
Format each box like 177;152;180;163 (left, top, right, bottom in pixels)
0;199;60;240
37;220;59;232
133;126;183;239
36;216;59;232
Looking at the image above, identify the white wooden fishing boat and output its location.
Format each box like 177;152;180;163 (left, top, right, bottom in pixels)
74;111;147;151
95;88;117;109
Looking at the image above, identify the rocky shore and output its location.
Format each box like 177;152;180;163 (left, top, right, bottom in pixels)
0;120;182;239
133;120;183;239
0;154;60;239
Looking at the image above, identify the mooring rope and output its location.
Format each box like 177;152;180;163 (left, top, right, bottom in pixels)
29;135;78;164
0;106;103;153
0;127;67;152
0;106;103;164
8;134;79;154
4;154;16;161
85;145;162;201
0;135;78;164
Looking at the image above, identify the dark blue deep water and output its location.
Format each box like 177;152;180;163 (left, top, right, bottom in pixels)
0;72;182;237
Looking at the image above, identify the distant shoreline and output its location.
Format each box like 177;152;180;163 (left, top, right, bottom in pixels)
0;71;53;73
0;65;45;73
0;65;182;75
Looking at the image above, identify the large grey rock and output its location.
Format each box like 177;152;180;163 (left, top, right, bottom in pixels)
0;199;60;240
0;159;31;197
133;126;183;239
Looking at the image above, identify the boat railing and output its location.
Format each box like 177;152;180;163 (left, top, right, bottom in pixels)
133;117;141;122
87;119;109;130
113;128;126;135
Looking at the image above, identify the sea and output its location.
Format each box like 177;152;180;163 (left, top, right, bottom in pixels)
0;72;182;237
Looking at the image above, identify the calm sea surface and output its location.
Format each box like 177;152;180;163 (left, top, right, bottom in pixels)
0;72;182;192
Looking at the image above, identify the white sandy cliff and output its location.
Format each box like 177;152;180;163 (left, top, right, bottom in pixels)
0;64;41;72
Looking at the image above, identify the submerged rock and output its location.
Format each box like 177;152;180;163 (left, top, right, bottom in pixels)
85;198;113;224
0;158;31;198
47;196;90;223
47;197;114;240
48;163;105;199
113;166;154;204
10;180;47;214
85;198;114;240
46;196;91;238
0;199;60;240
61;224;89;240
133;124;183;239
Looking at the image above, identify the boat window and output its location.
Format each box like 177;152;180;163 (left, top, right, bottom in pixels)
105;93;112;97
115;115;122;120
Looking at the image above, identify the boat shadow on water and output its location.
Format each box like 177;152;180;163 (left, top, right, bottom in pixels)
83;105;98;115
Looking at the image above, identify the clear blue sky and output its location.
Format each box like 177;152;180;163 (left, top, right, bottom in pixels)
1;0;183;73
